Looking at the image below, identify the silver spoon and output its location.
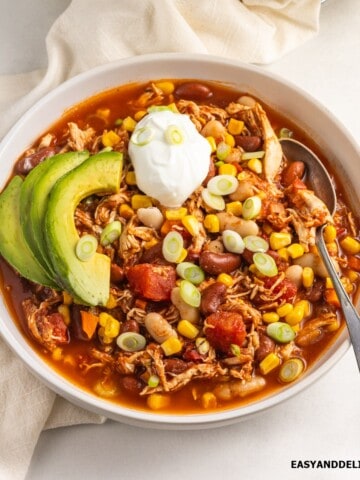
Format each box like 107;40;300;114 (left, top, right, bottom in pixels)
280;137;360;371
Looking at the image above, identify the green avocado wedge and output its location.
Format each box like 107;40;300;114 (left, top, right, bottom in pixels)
0;176;58;288
44;151;123;306
28;150;89;273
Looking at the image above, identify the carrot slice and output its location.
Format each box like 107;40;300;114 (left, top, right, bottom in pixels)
81;310;99;339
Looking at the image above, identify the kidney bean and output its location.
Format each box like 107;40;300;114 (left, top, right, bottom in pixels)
282;161;306;186
15;146;57;174
144;312;177;343
111;263;124;282
69;304;90;341
121;319;140;334
234;135;262;152
139;242;167;264
202;159;216;186
174;82;213;101
304;278;325;302
119;376;144;395
163;358;187;374
255;333;275;362
200;282;227;316
199;251;241;276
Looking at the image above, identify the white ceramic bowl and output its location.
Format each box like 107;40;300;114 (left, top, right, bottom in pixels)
0;53;359;429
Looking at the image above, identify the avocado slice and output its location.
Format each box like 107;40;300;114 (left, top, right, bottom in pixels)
28;150;89;273
0;176;58;288
44;151;123;306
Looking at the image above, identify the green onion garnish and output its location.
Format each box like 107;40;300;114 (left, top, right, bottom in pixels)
176;262;205;285
100;220;122;246
241;150;265;161
116;332;147;352
201;188;225;211
162;231;184;263
131;126;154;146
279;127;293;139
266;322;296;344
207;174;239;196
165;125;184;145
242;195;262;220
278;358;304;382
222;230;245;254
179;279;201;308
147;105;172;113
148;374;160;388
216;141;231;161
253;252;278;277
75;234;98;262
230;344;241;357
243;235;269;253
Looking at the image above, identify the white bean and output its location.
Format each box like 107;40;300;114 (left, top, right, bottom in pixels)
137;207;164;229
171;287;200;324
201;120;226;139
229;181;257;202
294;252;339;278
285;264;303;287
237;95;257;108
144;312;177;343
216;212;259;237
213;376;266;401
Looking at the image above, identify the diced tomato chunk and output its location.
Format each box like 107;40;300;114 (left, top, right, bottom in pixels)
263;276;298;303
126;263;176;301
204;311;246;354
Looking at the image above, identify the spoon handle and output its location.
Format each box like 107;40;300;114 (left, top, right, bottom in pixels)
317;228;360;371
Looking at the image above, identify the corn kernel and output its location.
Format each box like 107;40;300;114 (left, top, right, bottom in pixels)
144;238;159;250
167;102;179;113
325;277;334;289
206;136;217;152
269;232;292;250
277;303;293;317
327;317;341;332
161;337;183;356
295;299;311;317
226;201;242;216
125;171;137;185
348;270;359;283
228;118;244;135
262;312;280;324
287;243;305;259
175;248;188;263
134;110;147;121
155;81;175;95
323;224;337;243
102;130;120;147
182;215;200;236
201;392;217;409
326;241;338;256
106;293;117;310
217;273;234;287
119;203;134;219
259;353;281;375
247;158;262;174
99;312;120;338
96;108;110;120
218;163;237;176
237;171;247;181
131;194;152;210
341;276;354;294
52;347;63;361
147;393;170;410
302;266;314;288
177;319;199;339
277;247;290;261
165;207;188;220
122;116;137;132
224;133;235;147
204;214;220;233
340;236;360;254
285;305;305;326
58;304;71;326
62;291;73;305
291;324;301;333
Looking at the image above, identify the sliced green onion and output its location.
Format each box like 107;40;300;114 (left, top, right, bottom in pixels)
131;126;154;146
207;175;239;196
222;230;245;254
176;262;205;285
100;220;122;246
114;118;123;126
75;234;98;261
162;231;184;263
242;195;262;220
216;141;231;161
179;279;201;307
278;358;305;383
244;235;269;253
147;105;172;113
266;322;296;344
201;188;225;211
230;344;241;357
148;374;160;388
279;127;293;139
116;332;147;352
165;125;184;145
253;252;278;277
241;150;265;161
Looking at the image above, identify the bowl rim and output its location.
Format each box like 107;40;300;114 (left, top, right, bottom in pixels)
0;52;355;428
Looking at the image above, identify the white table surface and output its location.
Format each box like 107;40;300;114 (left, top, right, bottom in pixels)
1;1;360;479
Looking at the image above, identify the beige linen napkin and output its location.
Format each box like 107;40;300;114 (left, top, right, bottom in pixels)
0;0;320;478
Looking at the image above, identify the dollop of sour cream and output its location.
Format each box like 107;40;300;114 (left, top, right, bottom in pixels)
128;110;211;207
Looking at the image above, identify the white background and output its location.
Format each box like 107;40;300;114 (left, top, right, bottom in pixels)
1;1;360;479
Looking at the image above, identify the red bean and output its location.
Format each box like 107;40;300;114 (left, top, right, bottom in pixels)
200;282;227;316
121;319;140;334
110;263;124;282
282;161;306;186
255;333;275;362
199;251;241;276
15;146;57;174
174;82;213;101
234;135;262;152
163;358;187;374
119;376;143;395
